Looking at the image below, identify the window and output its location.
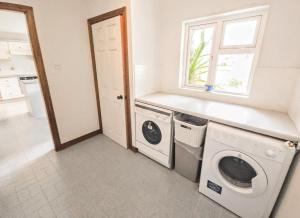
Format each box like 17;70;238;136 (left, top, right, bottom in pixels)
180;6;268;95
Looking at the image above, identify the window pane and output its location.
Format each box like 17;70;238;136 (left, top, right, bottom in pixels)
214;54;254;94
187;26;214;86
223;19;259;47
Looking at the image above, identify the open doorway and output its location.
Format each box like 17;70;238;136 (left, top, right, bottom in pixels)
0;3;60;176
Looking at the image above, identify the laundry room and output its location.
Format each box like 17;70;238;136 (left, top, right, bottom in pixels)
131;0;300;217
0;0;299;218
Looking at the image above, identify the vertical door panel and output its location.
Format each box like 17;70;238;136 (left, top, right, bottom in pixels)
92;16;127;147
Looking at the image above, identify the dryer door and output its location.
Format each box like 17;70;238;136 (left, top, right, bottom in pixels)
212;150;267;197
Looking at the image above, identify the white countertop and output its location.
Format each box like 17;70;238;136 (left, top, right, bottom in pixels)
136;93;300;142
0;73;36;78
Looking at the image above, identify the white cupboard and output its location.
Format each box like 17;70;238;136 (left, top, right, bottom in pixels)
0;42;11;59
8;42;32;56
0;77;23;100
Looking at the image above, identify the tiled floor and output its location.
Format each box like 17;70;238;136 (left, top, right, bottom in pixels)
0;114;238;218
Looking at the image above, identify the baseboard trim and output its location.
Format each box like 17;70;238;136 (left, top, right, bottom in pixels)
56;129;102;151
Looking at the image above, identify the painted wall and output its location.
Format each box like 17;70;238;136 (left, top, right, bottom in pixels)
131;0;161;97
85;0;163;96
275;76;300;217
274;152;300;218
4;0;99;143
289;76;300;132
158;0;300;112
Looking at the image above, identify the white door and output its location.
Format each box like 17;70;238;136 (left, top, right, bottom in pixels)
92;16;127;148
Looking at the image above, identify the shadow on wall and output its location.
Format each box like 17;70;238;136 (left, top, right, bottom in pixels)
273;151;300;218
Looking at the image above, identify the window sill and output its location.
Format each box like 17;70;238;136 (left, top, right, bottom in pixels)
180;86;250;99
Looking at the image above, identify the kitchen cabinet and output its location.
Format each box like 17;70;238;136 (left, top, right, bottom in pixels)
8;41;32;56
0;42;11;59
0;77;23;100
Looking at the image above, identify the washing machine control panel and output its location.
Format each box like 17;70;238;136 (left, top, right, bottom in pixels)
250;141;291;162
208;122;294;163
264;149;277;158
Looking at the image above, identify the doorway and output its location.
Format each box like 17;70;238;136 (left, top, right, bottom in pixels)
0;1;60;170
88;7;132;149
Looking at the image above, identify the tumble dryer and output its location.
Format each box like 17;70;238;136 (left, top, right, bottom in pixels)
199;122;296;218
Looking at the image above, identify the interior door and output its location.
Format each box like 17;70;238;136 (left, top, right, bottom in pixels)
92;16;127;148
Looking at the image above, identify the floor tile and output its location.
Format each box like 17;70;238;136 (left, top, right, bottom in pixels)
0;113;239;218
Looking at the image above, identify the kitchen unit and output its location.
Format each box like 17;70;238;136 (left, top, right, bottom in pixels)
0;39;36;102
0;41;32;59
8;41;32;56
0;41;10;59
0;37;40;118
0;76;23;100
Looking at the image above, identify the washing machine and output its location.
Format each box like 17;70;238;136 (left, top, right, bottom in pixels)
199;122;296;218
135;102;173;168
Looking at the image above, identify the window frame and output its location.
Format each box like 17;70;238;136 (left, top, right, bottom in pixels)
220;16;262;49
182;22;217;89
179;6;269;96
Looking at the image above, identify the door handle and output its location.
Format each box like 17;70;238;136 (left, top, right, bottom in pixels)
117;95;123;100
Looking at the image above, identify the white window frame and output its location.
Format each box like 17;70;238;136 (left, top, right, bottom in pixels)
179;6;269;96
183;23;217;89
220;16;262;49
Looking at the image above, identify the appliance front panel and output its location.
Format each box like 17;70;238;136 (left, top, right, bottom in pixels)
136;113;172;156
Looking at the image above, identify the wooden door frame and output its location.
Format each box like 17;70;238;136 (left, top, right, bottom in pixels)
0;2;61;150
88;7;133;150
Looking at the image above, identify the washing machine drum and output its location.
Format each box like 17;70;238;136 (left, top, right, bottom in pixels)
219;156;257;188
213;150;268;196
142;120;162;145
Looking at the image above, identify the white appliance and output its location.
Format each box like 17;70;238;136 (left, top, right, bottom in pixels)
20;76;47;118
199;122;296;218
135;102;173;168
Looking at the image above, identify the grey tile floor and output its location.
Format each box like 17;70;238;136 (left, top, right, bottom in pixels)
0;114;238;218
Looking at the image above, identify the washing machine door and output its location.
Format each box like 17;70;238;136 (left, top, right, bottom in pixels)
142;120;162;145
212;150;268;197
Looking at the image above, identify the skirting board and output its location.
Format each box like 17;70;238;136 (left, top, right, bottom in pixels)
56;129;102;151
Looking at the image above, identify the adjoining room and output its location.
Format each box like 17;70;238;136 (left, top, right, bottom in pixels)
0;9;54;177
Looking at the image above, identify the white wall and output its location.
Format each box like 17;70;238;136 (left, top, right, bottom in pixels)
85;0;130;16
131;0;161;97
158;0;300;112
3;0;99;143
289;76;300;131
277;74;300;217
274;152;300;218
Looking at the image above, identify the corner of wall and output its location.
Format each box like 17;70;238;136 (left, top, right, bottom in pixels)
288;72;300;132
